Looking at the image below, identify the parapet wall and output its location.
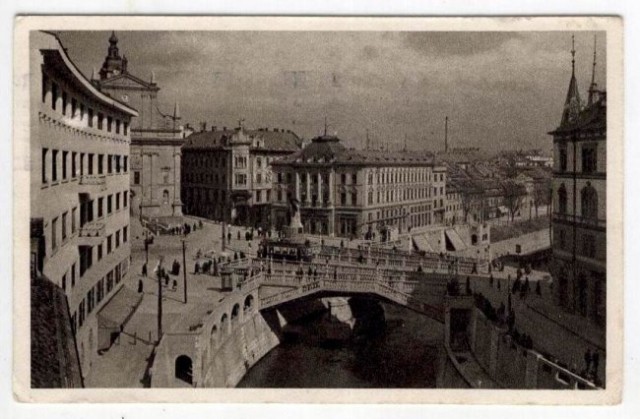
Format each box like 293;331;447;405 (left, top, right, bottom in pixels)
468;308;597;389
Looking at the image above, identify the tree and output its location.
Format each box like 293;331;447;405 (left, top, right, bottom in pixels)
532;178;552;217
459;181;482;223
500;180;527;222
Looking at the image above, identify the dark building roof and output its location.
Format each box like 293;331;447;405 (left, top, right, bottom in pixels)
31;276;83;388
273;135;435;167
183;128;301;153
550;92;606;135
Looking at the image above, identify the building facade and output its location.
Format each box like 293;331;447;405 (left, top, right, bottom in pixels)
181;125;301;227
30;31;138;378
94;32;184;220
271;135;444;239
550;40;606;326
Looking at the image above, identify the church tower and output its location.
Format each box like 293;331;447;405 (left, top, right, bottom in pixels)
560;35;583;127
99;31;128;80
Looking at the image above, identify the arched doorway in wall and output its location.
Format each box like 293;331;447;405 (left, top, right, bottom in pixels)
231;303;241;325
221;313;229;334
175;355;193;385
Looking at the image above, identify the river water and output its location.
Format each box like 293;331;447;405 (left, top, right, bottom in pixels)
238;303;444;388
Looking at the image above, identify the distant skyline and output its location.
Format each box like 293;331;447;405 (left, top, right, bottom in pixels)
57;30;606;153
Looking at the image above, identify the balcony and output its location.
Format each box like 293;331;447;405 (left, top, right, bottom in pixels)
77;222;106;246
552;212;606;229
78;173;107;192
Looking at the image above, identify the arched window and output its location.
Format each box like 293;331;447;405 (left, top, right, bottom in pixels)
163;189;170;205
581;183;598;220
175;355;193;384
557;184;567;214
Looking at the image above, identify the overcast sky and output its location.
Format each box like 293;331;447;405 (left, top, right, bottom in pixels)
57;30;606;154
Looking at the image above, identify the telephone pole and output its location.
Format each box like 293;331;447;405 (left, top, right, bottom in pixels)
444;116;449;153
156;257;164;343
182;239;188;304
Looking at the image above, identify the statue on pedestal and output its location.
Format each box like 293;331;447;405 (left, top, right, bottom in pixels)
285;197;303;237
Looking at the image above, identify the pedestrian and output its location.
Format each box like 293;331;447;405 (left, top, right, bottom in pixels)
237;231;241;240
172;279;178;290
195;262;200;275
227;232;232;243
497;278;501;290
584;349;592;372
165;273;170;287
489;274;494;287
142;262;147;277
138;279;143;293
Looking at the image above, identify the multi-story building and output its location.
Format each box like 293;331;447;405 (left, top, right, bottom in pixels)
30;31;138;378
270;134;444;239
94;32;185;220
181;124;301;226
549;39;606;326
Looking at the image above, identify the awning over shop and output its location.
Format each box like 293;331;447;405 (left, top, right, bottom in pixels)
412;235;434;252
445;229;467;251
97;285;142;331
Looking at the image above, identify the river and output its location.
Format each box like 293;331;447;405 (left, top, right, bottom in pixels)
238;303;445;388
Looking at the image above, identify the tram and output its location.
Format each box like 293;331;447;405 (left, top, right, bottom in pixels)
258;239;317;262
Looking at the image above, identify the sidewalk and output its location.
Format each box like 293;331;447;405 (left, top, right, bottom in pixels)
85;220;228;388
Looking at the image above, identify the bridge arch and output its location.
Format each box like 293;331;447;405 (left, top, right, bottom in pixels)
243;294;255;313
175;354;193;385
209;324;218;350
231;303;241;324
221;313;229;335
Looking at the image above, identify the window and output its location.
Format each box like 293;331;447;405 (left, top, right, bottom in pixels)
78;300;85;327
107;195;112;214
115;231;120;248
51;217;58;251
352;174;357;184
88;153;94;175
256;173;262;184
123;226;128;243
71;98;77;118
558;229;566;250
123;192;128;208
115;156;121;173
115;119;121;134
97;112;104;130
257;157;262;168
88;108;94;128
52;150;58;182
123;156;128;172
107;271;114;292
235;174;247;185
559;146;567;172
98;154;104;175
351;192;357;206
41;73;48;103
80;153;85;176
98;244;103;261
98;197;104;218
71;207;77;233
87;289;95;314
71;263;76;287
107;235;112;254
71;152;77;178
97;278;105;303
62;273;67;292
341;193;346;205
558;184;568;214
41;148;48;183
582;233;596;258
51;83;59;110
582;144;597;173
62;92;68;115
62;151;68;180
107;116;113;132
61;212;67;241
581;183;598;220
116;192;120;210
162;190;169;204
256;190;262;203
134;171;140;185
123;122;128;135
341;174;346;184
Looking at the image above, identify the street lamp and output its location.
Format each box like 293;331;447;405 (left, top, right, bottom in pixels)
154;256;164;343
181;238;188;304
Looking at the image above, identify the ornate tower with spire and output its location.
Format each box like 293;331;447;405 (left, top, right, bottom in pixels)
94;31;185;218
99;31;128;80
560;35;583;127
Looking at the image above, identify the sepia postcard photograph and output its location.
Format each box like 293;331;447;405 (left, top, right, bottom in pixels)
12;15;624;405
